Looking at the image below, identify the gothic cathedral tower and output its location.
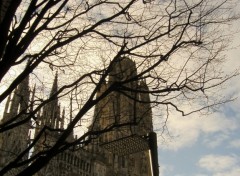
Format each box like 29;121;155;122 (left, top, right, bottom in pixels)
0;76;32;175
90;57;154;176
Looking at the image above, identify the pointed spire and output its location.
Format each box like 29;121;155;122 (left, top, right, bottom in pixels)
42;72;58;128
70;92;73;123
56;103;61;129
50;72;58;97
2;74;31;125
30;84;36;112
47;72;58;128
68;93;74;141
42;105;47;125
61;108;65;129
32;84;36;98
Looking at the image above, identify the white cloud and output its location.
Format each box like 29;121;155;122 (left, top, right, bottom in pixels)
203;134;229;148
159;164;174;176
198;154;238;172
213;167;240;176
229;139;240;148
160;113;238;151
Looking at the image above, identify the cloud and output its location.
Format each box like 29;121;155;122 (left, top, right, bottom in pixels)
159;164;174;176
213;167;240;176
203;134;229;148
160;112;238;151
157;23;240;148
198;154;239;172
229;139;240;148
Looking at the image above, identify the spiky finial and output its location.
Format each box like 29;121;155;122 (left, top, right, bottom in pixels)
61;108;65;129
30;84;36;112
50;72;58;97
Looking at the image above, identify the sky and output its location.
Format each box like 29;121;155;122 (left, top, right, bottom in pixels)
157;20;240;176
0;1;240;176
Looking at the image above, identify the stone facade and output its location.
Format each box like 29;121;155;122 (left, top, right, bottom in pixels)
0;57;156;176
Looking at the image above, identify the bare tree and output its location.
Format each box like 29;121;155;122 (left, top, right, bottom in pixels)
0;0;239;175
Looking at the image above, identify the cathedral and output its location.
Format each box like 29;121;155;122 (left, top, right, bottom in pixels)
0;57;158;176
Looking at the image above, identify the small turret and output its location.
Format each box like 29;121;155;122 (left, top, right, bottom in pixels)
61;108;65;129
138;80;153;133
30;84;36;113
67;95;74;142
56;104;61;129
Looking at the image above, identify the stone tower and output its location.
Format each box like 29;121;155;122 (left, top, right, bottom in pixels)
0;76;32;175
90;57;153;176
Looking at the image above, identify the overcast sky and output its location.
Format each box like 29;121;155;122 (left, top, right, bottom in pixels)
157;19;240;176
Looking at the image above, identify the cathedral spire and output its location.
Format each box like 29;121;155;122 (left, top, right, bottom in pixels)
68;93;74;141
50;72;58;97
30;84;36;113
70;92;73;123
41;72;59;128
7;75;30;118
61;108;65;129
0;74;31;171
56;103;61;129
50;72;58;128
